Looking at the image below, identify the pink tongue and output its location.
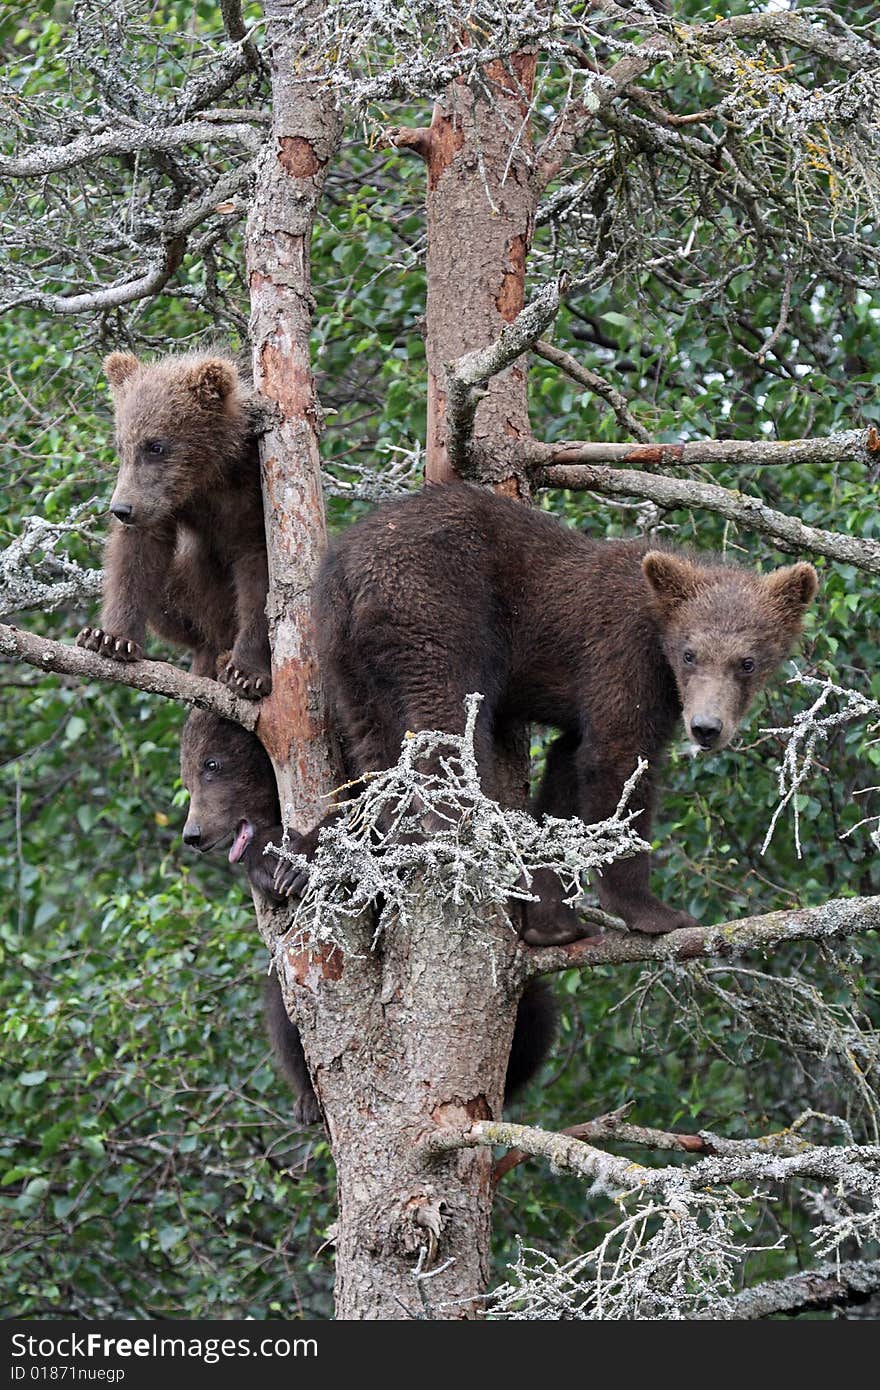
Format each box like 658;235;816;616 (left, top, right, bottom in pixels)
228;820;254;864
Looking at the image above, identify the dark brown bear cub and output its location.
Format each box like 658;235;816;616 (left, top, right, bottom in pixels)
312;483;818;937
179;709;558;1118
77;351;271;699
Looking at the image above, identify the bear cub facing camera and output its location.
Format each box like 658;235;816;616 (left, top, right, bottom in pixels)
312;483;818;939
179;709;559;1120
78;351;271;699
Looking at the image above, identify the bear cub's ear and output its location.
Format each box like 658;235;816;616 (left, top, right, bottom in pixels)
762;561;819;620
104;352;140;391
642;550;701;614
186;358;238;408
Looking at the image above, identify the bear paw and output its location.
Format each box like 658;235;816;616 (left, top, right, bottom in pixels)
220;657;272;701
295;1090;323;1126
627;905;699;936
273;851;310;901
77;627;142;662
520;901;602;946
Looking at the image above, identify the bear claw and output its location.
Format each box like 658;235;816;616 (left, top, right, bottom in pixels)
220;660;272;701
76;626;142;662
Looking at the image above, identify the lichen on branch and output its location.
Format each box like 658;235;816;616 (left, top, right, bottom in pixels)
270;692;649;958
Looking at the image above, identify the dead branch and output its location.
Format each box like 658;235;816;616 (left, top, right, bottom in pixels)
699;1259;880;1320
494;1105;834;1184
445;278;567;474
523;895;880;979
533;340;650;442
0;623;257;728
530;453;880;575
0;121;261;179
425;1119;880;1201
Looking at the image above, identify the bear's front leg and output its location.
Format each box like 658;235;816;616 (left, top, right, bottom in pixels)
223;550;272;699
263;977;322;1125
76;524;168;662
578;756;699;936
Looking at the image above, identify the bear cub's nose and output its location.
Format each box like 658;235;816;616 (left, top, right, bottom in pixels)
690;714;723;749
110;502;133;523
182;824;202;847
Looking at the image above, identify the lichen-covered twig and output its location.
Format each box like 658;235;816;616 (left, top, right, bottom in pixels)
524;895;880;978
0;502;104;618
271;693;648;959
761;672;880;857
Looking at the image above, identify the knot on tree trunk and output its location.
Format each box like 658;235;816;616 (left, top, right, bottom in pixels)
397;1189;452;1266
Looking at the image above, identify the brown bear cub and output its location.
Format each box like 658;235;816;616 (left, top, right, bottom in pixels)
310;482;818;938
179;709;559;1120
77;351;271;699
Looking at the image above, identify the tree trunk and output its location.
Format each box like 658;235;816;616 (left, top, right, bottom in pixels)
245;3;342;826
247;19;537;1318
283;899;520;1320
424;56;538;491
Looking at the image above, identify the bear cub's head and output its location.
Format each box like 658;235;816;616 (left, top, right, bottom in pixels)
642;550;819;753
180;710;277;866
103;351;250;528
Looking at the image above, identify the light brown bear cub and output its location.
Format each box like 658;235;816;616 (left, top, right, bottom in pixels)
77;351;271;699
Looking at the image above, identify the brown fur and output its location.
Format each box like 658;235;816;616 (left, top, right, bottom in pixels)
77;351;271;698
312;483;818;937
179;709;558;1108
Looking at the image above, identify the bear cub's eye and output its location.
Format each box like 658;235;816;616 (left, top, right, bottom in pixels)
203;758;220;773
740;657;756;673
683;649;696;665
145;440;167;457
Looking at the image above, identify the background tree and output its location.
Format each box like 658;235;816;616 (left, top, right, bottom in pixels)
1;0;879;1319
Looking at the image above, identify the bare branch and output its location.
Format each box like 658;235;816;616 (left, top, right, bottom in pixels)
494;1106;844;1184
533;340;650;442
524;895;880;979
700;1259;880;1320
692;11;878;75
530;453;880;575
4;240;187;318
0;623;256;728
425;1119;880;1201
0;121;261;179
536;36;672;189
445;278;566;474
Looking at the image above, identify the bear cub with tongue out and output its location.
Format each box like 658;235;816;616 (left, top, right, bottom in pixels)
179;709;559;1123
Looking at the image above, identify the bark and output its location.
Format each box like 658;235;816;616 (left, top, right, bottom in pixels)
424;54;539;490
245;4;341;824
700;1259;880;1319
270;898;520;1320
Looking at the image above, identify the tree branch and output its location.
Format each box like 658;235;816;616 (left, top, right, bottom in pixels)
700;1259;880;1320
533;340;650;442
445;277;566;474
0;623;257;728
523;895;880;979
530;451;880;574
536;36;672;189
493;1105;836;1184
0;121;261;179
424;1119;880;1198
